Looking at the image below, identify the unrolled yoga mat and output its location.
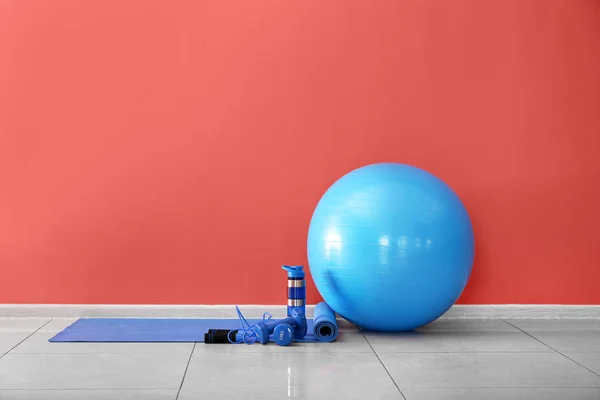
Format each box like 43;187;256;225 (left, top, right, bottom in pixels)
49;302;338;343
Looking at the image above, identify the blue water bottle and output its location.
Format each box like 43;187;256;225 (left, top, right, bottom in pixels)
282;265;305;317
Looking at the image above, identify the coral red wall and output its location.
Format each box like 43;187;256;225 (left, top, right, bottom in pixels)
1;0;599;305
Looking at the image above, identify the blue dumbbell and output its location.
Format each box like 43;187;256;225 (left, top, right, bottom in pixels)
252;307;307;345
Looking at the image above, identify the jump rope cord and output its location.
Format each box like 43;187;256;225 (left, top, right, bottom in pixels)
227;305;273;344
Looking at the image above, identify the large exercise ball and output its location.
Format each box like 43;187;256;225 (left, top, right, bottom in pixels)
307;163;474;331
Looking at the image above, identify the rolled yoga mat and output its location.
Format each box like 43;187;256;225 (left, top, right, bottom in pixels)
312;302;338;342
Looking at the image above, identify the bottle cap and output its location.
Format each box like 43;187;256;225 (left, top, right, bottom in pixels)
282;265;304;278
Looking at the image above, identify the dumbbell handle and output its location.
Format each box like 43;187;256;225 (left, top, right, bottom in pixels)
253;316;297;344
264;316;296;334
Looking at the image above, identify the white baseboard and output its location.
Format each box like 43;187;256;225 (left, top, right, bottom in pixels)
0;304;599;319
443;305;600;319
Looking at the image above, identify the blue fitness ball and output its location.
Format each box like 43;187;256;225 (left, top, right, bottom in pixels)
307;163;474;331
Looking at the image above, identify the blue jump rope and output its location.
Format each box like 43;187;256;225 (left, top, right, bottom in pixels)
227;265;307;346
204;265;336;346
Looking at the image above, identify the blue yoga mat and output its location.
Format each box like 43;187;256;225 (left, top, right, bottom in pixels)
49;302;338;343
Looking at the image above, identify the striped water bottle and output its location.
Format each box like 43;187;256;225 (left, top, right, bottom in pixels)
282;265;305;317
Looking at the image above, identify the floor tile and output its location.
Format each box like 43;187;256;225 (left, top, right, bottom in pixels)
271;330;371;352
0;389;177;400
336;319;359;331
0;353;191;389
565;352;600;375
37;319;78;333
0;333;32;355
11;331;194;354
0;319;50;332
506;320;600;332
379;352;600;388
364;330;550;353
2;316;598;397
416;319;517;332
179;352;402;400
402;388;600;400
522;331;600;352
179;386;402;400
505;320;600;352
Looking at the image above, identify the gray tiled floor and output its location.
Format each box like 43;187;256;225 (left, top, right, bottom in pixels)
0;319;599;399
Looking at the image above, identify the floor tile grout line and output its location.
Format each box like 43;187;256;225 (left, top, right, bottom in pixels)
0;319;52;360
502;319;600;379
359;328;407;400
175;342;196;400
